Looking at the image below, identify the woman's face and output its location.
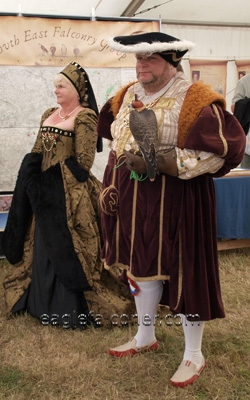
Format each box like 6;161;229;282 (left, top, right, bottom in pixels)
54;77;79;106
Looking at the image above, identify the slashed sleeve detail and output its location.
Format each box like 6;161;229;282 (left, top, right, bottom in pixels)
176;148;224;179
74;109;98;171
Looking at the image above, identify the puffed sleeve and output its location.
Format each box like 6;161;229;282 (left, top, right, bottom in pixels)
180;104;246;177
73;108;98;171
175;148;225;179
97;98;114;140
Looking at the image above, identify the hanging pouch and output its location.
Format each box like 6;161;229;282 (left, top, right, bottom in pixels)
99;165;119;216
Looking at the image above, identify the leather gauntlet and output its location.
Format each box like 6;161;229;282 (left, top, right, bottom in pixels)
123;149;147;175
157;149;178;177
124;148;178;177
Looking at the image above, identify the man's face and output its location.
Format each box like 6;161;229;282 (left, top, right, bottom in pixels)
135;53;175;90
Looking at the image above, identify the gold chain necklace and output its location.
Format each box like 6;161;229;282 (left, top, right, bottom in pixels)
58;105;80;120
42;131;57;152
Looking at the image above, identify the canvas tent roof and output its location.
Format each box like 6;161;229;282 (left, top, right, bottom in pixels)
1;0;250;27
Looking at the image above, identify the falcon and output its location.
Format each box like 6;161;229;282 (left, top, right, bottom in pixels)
129;99;159;181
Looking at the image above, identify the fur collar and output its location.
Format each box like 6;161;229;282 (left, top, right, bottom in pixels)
178;81;226;148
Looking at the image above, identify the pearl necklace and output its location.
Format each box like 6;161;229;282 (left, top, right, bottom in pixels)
58;105;80;120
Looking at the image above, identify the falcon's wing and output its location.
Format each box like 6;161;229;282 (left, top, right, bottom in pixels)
129;108;159;181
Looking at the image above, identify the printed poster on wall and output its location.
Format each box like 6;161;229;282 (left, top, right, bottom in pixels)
190;60;227;96
0;16;160;67
235;61;250;80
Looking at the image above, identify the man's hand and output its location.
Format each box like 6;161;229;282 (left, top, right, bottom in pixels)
123;149;147;175
123;148;178;177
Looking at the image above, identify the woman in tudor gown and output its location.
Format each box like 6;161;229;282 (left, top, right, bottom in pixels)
2;61;132;328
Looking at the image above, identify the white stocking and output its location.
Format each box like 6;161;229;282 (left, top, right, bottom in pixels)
180;314;205;367
130;280;163;347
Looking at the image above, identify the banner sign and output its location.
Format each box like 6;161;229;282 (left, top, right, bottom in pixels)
0;16;160;67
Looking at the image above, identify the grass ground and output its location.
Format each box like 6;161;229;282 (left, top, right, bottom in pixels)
0;248;250;400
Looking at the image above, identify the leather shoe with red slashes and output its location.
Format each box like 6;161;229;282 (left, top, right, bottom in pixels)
109;337;159;358
170;357;206;388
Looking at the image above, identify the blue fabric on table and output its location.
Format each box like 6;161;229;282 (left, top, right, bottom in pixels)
214;176;250;239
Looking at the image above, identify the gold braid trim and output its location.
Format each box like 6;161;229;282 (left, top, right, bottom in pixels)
115;215;120;264
130;180;138;267
178;81;226;148
211;103;228;157
157;175;165;274
173;230;183;312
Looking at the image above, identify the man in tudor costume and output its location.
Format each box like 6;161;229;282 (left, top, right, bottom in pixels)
97;32;246;387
